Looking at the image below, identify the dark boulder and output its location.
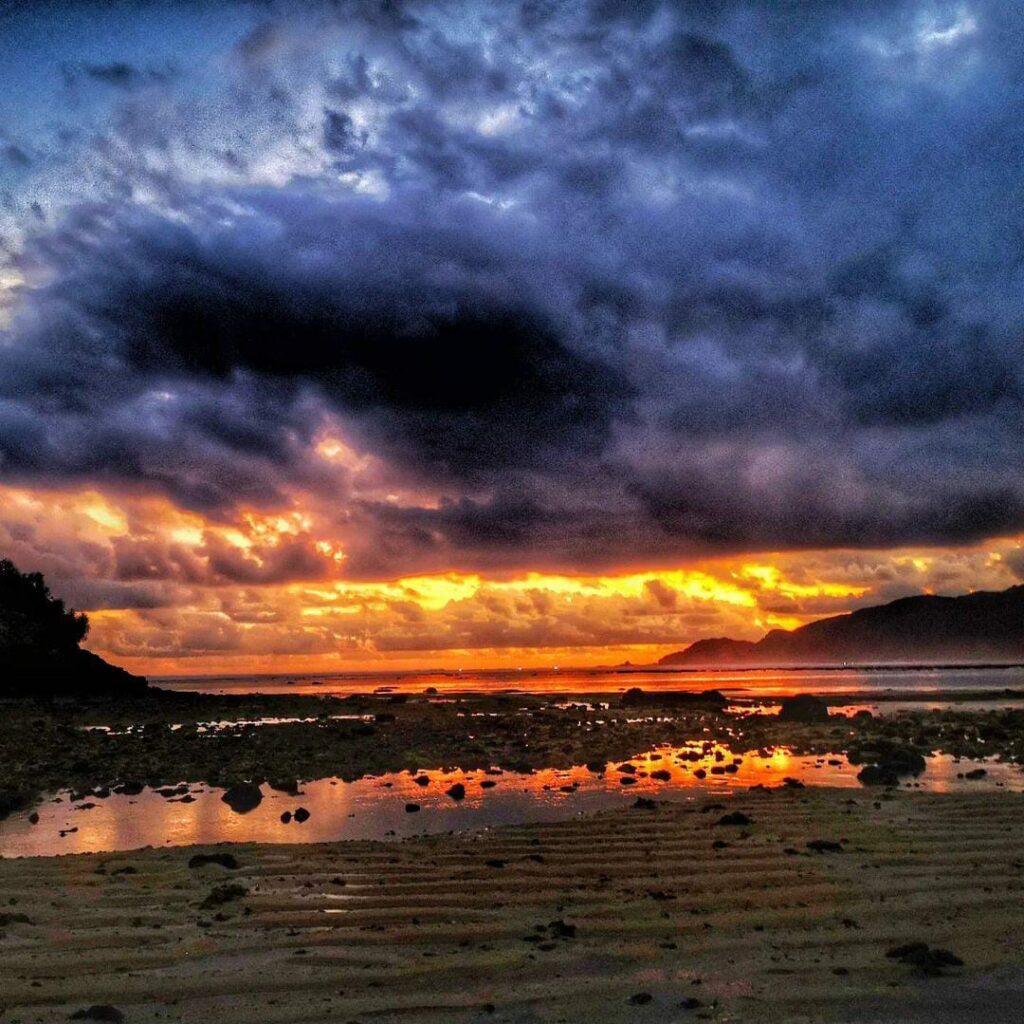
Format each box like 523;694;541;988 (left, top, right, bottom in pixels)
777;695;830;723
188;852;239;870
221;782;263;814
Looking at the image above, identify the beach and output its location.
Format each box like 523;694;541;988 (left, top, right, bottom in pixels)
1;684;1024;1022
2;786;1024;1023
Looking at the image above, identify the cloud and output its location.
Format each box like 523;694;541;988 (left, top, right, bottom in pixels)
1;0;1023;585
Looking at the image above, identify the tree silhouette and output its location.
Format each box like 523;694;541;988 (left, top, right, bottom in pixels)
0;558;90;661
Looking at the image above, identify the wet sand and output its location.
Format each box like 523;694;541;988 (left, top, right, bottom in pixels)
2;787;1023;1023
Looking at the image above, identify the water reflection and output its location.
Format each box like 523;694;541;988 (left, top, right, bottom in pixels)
2;742;1021;859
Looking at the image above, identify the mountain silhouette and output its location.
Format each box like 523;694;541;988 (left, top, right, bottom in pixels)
660;585;1024;667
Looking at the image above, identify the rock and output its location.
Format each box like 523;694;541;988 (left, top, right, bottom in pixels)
628;993;653;1005
293;807;310;823
693;769;707;779
718;811;752;826
856;745;927;786
280;811;292;824
679;997;702;1009
549;918;576;938
806;839;843;853
28;812;39;825
964;768;987;780
617;763;638;774
619;776;637;785
0;912;32;926
446;783;466;800
485;859;506;868
200;883;247;909
268;779;299;795
632;797;657;810
480;779;497;789
405;803;421;813
221;782;262;814
69;1007;125;1022
188;853;239;870
650;769;671;781
413;775;430;786
886;942;964;976
777;695;830;723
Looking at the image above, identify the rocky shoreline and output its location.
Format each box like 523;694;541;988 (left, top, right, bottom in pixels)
2;688;1023;821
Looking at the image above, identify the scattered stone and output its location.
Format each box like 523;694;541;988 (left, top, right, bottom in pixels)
69;1007;124;1023
807;839;843;853
413;775;430;787
446;783;466;800
886;942;963;976
188;853;239;870
200;883;248;909
632;797;657;810
280;811;292;824
718;811;752;826
628;993;653;1005
405;803;421;813
650;769;671;781
480;779;497;788
293;807;310;823
964;768;987;780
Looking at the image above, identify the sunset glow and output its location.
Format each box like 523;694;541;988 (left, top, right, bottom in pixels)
2;481;1020;675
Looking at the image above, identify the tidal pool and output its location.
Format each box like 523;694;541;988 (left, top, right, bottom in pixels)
2;741;1020;858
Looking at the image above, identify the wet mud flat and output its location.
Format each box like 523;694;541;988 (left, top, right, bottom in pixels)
1;787;1023;1023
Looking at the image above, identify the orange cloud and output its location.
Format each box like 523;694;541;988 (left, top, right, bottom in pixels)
2;482;1023;676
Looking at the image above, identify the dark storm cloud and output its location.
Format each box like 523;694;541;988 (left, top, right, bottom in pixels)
2;0;1024;572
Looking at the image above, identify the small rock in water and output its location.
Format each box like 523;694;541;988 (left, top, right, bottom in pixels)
650;770;671;781
480;779;497;789
413;775;430;787
446;783;466;800
293;807;310;823
405;803;421;813
964;768;987;780
280;811;292;824
632;797;657;810
221;782;262;814
628;992;653;1005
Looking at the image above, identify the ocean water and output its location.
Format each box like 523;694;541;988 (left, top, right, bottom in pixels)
152;664;1024;698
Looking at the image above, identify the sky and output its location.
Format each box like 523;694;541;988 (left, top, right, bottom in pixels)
1;0;1023;676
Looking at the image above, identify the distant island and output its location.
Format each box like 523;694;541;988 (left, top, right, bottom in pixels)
0;558;147;697
660;584;1024;667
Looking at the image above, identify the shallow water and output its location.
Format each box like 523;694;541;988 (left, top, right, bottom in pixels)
153;664;1024;698
3;742;1020;858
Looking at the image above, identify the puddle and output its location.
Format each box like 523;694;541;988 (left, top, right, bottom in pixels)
2;743;1020;858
